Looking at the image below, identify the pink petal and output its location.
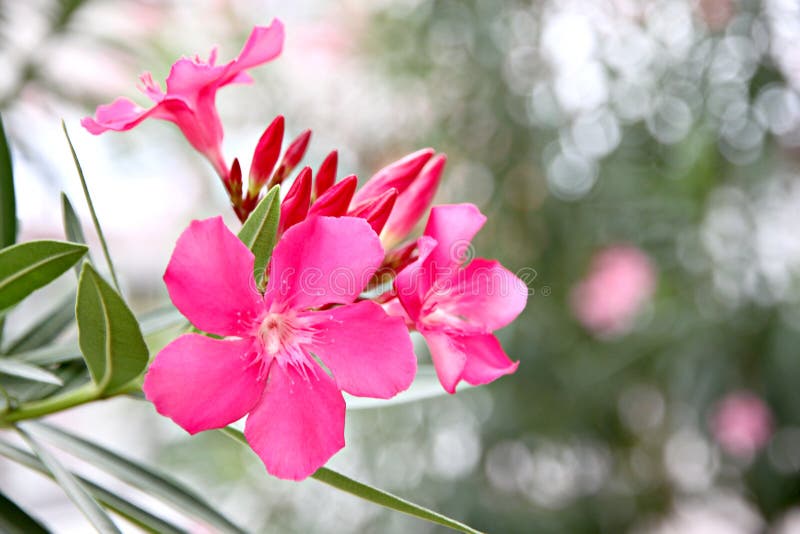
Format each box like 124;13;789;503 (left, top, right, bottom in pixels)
460;334;519;386
224;20;285;79
244;362;345;480
81;97;157;134
394;236;438;321
423;203;487;270
164;217;264;336
347;188;398;235
143;334;263;434
304;301;416;398
425;258;528;332
265;216;385;310
421;330;467;394
382;154;446;247
352;148;434;205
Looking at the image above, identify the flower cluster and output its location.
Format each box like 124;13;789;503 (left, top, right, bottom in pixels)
84;19;528;480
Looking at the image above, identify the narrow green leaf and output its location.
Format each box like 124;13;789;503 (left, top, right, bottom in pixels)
61;193;88;245
0;359;62;385
3;291;75;354
30;422;245;534
0;113;16;249
0;240;87;312
0;439;183;534
62;121;120;292
76;262;148;393
15;424;122;534
237;185;280;282
219;428;483;534
0;491;48;534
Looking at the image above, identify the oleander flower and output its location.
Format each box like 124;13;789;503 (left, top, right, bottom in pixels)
82;20;285;180
143;215;416;480
389;203;528;393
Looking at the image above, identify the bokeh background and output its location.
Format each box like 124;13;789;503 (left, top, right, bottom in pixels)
2;0;800;532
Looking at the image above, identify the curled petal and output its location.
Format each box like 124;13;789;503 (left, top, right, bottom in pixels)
421;330;467;394
143;335;263;434
304;301;416;399
265;216;384;310
164;217;264;336
244;362;345;480
81;97;156;134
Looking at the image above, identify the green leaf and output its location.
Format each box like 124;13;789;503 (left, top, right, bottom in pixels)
344;365;466;410
30;422;245;534
76;262;148;393
15;424;122;534
237;185;280;283
60;192;92;276
219;428;482;534
62;121;120;292
0;240;88;312
0;438;183;534
0;114;16;249
0;491;48;534
0;359;62;385
3;291;75;354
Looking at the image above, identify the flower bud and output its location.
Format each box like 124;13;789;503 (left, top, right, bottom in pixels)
278;167;312;234
348;188;398;235
269;129;312;187
314;150;338;199
308;175;357;218
352;148;434;205
248;115;284;196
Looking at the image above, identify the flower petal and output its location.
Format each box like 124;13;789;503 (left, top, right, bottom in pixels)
224;20;285;79
81;97;157;134
265;216;384;310
423;203;487;270
352;148;434;205
459;334;519;386
244;362;345;480
394;236;438;321
421;330;467;394
143;334;263;434
304;301;416;399
164;217;264;336
425;258;528;332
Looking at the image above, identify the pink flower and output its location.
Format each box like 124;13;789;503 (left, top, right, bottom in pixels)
81;20;285;179
390;204;528;393
711;391;773;459
142;216;417;480
570;245;656;337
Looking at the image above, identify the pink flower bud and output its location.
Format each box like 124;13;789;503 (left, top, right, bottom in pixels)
248;115;284;195
308;175;357;218
349;188;398;235
278;167;312;234
270;129;312;187
314;150;338;199
381;153;446;248
352;148;434;205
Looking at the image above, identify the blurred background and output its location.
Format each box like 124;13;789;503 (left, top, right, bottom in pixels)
2;0;800;532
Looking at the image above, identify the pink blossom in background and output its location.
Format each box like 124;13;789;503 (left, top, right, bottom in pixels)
82;20;285;179
570;245;656;337
143;216;416;480
711;391;773;458
389;203;528;393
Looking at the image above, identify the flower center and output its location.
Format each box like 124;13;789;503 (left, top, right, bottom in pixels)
251;310;317;378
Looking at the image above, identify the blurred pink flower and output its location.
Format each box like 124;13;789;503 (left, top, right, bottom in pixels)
570;245;656;337
143;216;416;480
82;20;285;180
711;391;773;458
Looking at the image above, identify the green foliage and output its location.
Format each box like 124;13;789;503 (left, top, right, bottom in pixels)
0;114;15;249
237;185;280;285
76;262;148;393
0;359;62;385
0;491;48;534
0;240;87;312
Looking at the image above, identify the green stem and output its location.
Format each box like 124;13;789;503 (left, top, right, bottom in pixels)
61;121;121;293
1;383;98;424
